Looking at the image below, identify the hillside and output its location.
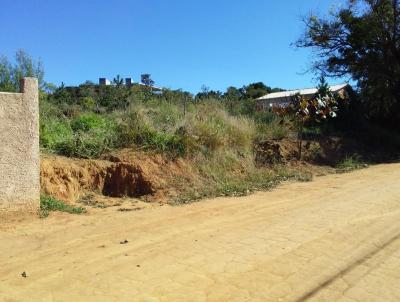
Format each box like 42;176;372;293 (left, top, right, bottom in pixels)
36;83;400;208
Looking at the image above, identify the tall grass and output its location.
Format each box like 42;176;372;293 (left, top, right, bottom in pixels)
40;94;290;159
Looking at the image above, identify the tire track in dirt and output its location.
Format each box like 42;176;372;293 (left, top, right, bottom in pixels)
296;227;400;301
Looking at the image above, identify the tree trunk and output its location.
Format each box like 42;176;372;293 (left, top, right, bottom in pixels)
298;122;303;160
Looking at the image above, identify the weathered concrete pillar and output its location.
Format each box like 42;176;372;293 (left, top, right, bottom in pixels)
0;78;40;213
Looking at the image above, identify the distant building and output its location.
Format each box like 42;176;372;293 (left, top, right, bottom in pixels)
98;77;162;90
256;83;350;111
125;78;133;87
99;78;111;86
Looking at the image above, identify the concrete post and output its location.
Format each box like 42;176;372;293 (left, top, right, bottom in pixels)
0;77;40;213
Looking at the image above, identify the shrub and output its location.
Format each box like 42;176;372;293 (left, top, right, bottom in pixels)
79;96;96;110
41;112;120;158
142;131;186;155
58;130;110;158
62;114;119;158
40;118;74;152
71;113;110;132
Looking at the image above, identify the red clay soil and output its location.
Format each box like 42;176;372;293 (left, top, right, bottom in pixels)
40;149;198;204
40;139;345;205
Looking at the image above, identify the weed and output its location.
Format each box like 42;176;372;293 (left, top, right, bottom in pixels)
39;195;86;218
336;154;367;172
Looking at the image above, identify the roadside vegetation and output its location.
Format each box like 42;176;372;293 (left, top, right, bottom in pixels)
1;0;400;206
39;83;312;203
39;195;86;218
336;155;367;173
1;49;398;205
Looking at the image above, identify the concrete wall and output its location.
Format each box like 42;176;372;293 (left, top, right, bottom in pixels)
256;98;291;111
0;78;39;212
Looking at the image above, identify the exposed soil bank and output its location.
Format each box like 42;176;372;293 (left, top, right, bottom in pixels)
40;135;395;205
40;149;198;204
38;138;357;205
2;163;400;301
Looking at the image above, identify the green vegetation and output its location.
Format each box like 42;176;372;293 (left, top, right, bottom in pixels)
40;109;120;158
39;195;86;218
15;47;399;171
297;0;400;130
37;80;288;159
336;155;367;173
0;49;45;92
36;75;309;204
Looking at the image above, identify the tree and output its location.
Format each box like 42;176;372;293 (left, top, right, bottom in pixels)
113;75;124;88
195;85;223;100
316;76;330;97
98;85;129;110
224;86;243;101
0;50;45;92
275;78;347;159
52;82;74;105
0;56;14;91
297;0;400;126
223;86;243;113
141;74;155;86
242;82;271;99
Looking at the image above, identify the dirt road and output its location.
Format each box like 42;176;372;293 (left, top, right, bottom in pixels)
1;164;400;302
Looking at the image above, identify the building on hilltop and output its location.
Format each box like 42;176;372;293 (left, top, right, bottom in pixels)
256;83;350;111
98;77;162;90
99;78;111;86
125;78;133;87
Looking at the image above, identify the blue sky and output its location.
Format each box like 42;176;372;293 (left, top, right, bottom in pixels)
0;0;346;93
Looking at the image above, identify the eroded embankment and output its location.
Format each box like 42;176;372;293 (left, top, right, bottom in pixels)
40;137;357;205
40;149;198;203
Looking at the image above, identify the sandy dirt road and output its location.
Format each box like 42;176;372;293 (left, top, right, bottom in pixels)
1;164;400;302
